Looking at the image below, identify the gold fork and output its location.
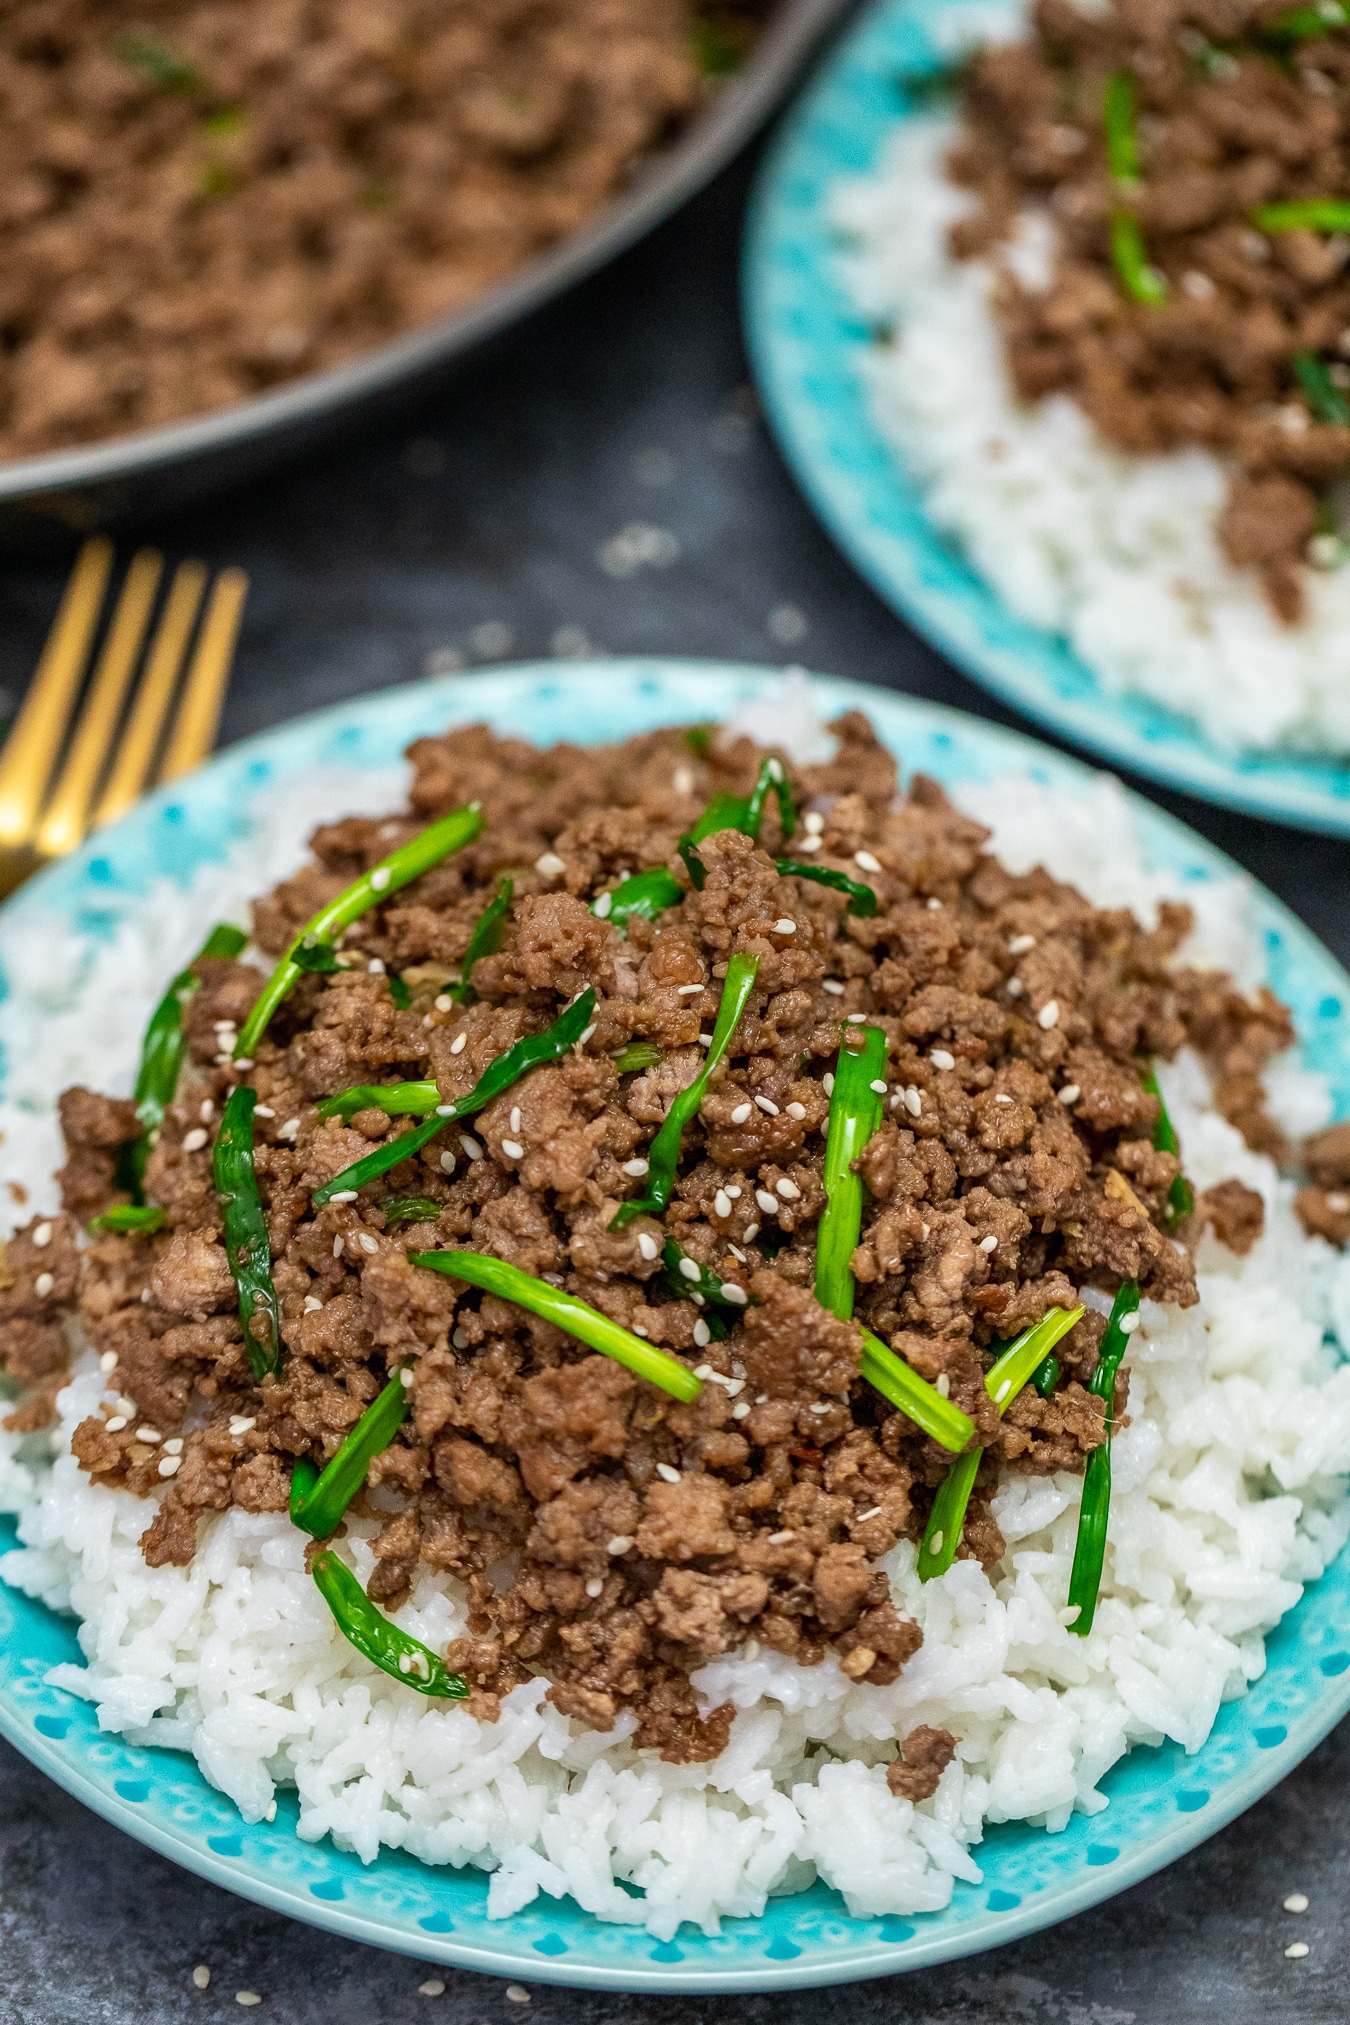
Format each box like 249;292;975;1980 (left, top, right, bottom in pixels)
0;538;248;899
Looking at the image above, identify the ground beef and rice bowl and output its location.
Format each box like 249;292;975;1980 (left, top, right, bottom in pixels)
3;692;1350;1932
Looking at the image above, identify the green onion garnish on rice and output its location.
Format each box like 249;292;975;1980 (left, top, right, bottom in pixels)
1066;1281;1142;1636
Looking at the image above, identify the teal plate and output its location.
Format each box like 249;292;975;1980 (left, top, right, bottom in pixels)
743;0;1350;836
3;660;1350;1991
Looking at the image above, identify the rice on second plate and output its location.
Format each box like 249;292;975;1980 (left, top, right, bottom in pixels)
4;713;1350;1937
831;0;1350;757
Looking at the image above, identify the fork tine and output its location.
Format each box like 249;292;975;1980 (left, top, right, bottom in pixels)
158;567;248;785
34;550;164;860
0;537;114;847
91;561;207;832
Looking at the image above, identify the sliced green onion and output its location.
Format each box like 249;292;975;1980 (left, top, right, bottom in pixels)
1067;1282;1141;1636
774;860;878;916
593;868;682;931
1103;69;1141;184
88;1204;168;1235
291;941;342;976
1252;198;1350;233
814;1026;888;1320
318;1081;440;1124
609;954;759;1228
312;989;597;1207
1110;211;1168;304
214;1085;282;1380
312;1549;468;1698
387;976;412;1011
118;30;200;91
1140;1066;1195;1229
859;1330;974;1451
677;759;796;889
291;1366;413;1537
918;1304;1086;1580
410;1250;702;1401
1294;351;1350;427
612;1041;664;1074
235;804;483;1059
122;922;248;1193
1031;1353;1061;1399
1264;0;1349;37
379;1196;443;1228
684;724;714;757
451;878;513;1004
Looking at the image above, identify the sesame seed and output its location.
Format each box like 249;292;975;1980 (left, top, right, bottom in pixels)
99;1350;118;1373
332;1236;344;1257
679;1258;700;1281
744;1221;760;1241
632;1324;650;1338
254;1105;275;1119
31;1221;52;1248
1329;1192;1350;1213
730;1102;752;1124
510;1107;523;1134
785;1102;806;1119
673;765;694;795
774;918;796;935
1009;934;1036;954
358;1233;378;1254
904;1088;922;1118
637;1234;659;1261
439;1150;456;1173
797;835;822;852
593;891;613;919
725;1185;742;1199
369;865;392;892
158;1455;181;1478
419;1980;446;1997
607;1535;633;1554
776;1177;801;1200
164;1437;184;1455
434;994;453;1011
1058;1084;1081;1106
105;1416;127;1432
822;979;845;996
200;1099;216;1122
714;1189;732;1218
452;1328;469;1349
575;1024;597;1048
768;1530;795;1544
585;1577;604;1598
693;1319;712;1346
979;1235;998;1253
994;1093;1014;1106
279;1118;300;1140
501;1139;524;1159
930;1530;945;1554
1006;978;1024;998
1038;1000;1060;1030
822;1071;835;1096
235;1993;263;2008
34;1272;54;1298
1120;1311;1141;1335
732;1399;751;1418
435;1103;456;1117
450;1031;467;1054
754;1095;780;1116
367;957;386;975
656;1463;681;1483
845;1013;867;1025
672;982;703;998
994;1381;1011;1404
623;1158;650;1177
856;1505;882;1521
399;1367;415;1388
535;852;566;878
927;898;942;911
930;1050;955;1072
804;811;824;834
137;1425;162;1442
505;1987;531;2004
697;1033;713;1047
756;1189;778;1215
1285;1893;1310;1913
229;1415;257;1434
193;1966;211;1989
854;851;882;873
329;1189;358;1205
936;1374;951;1397
720;1282;748;1305
460;1135;483;1160
1285;1943;1309;1960
234;1057;254;1071
182;1128;208;1153
869;1078;887;1095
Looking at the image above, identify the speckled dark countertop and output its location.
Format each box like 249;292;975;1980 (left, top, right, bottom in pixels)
2;120;1349;2025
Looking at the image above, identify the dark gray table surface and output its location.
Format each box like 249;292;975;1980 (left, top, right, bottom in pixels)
1;125;1348;2025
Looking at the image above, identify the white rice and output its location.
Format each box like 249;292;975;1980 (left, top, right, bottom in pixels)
831;10;1350;757
3;745;1350;1939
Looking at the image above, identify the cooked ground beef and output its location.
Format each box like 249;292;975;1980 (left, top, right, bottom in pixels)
0;0;771;459
948;1;1350;619
0;712;1287;1759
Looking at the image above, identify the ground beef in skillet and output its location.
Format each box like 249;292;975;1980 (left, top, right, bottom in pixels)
947;1;1350;620
0;712;1296;1760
